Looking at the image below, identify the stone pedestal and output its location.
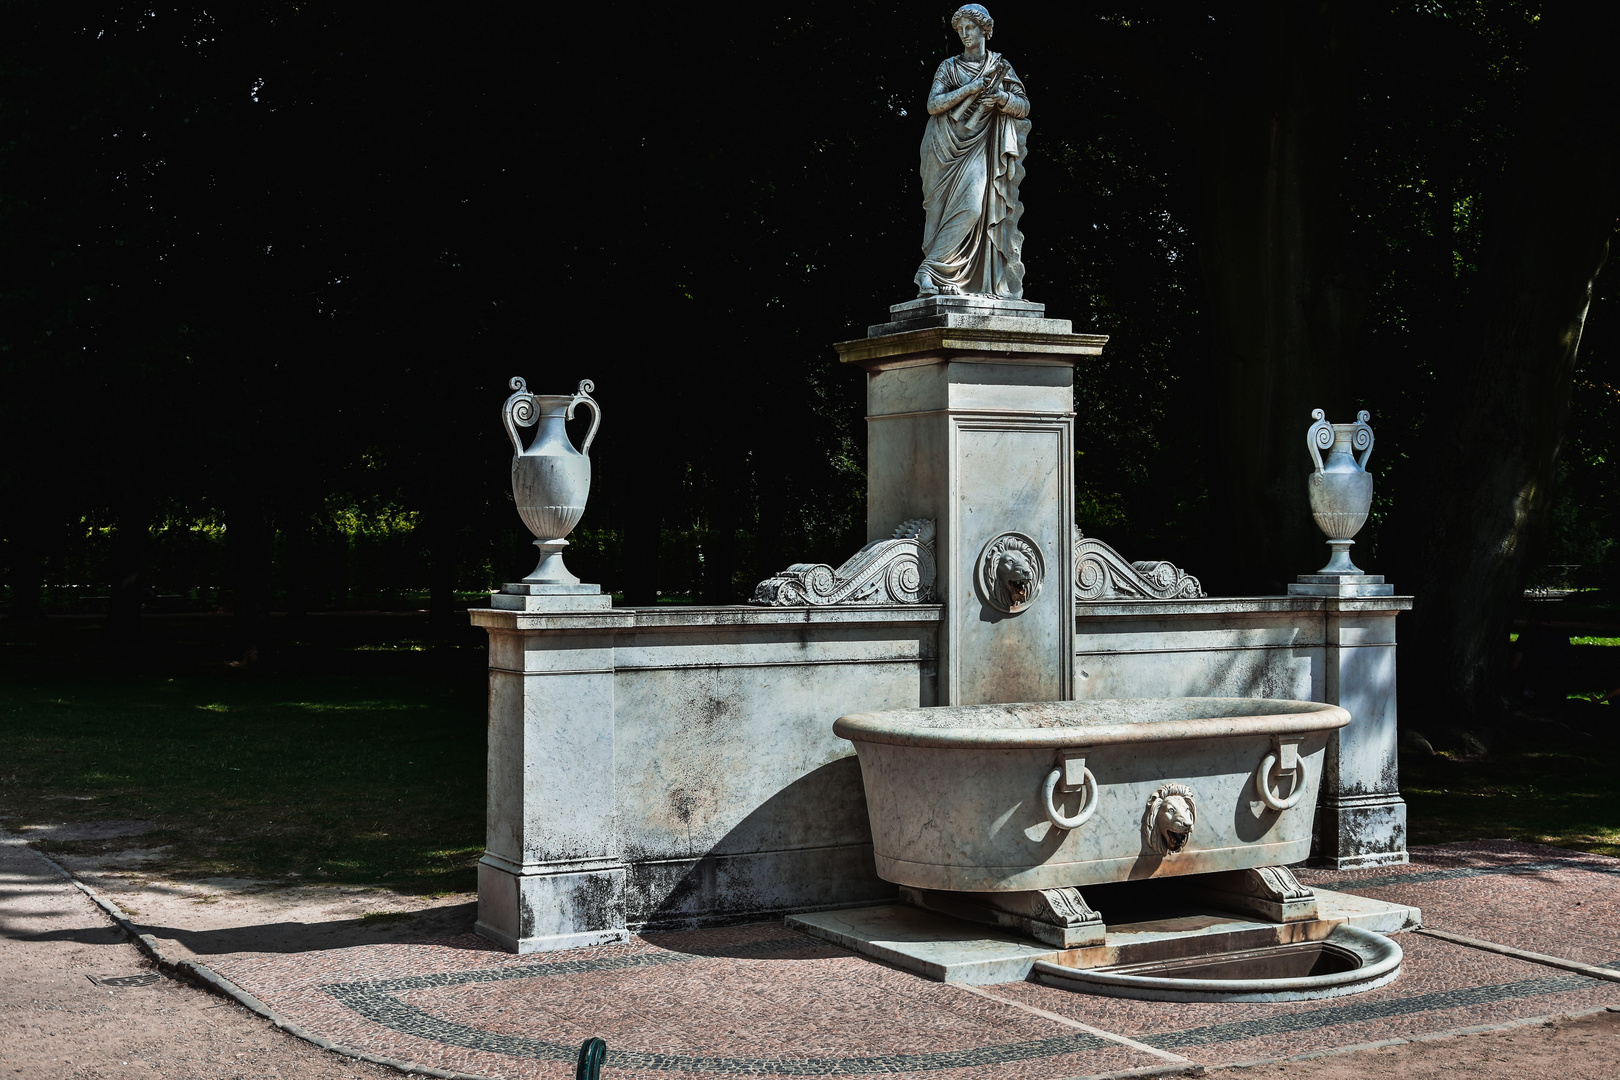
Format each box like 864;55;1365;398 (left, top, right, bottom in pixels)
1313;596;1412;869
1288;574;1394;598
474;587;631;952
837;296;1104;705
487;581;612;612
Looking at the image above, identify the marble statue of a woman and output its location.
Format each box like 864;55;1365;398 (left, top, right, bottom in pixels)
914;4;1031;299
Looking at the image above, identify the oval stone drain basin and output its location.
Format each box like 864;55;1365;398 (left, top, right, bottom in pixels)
1032;926;1402;1002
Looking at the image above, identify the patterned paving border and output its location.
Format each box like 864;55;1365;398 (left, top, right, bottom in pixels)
1143;970;1614;1048
1316;856;1620;892
319;936;1620;1075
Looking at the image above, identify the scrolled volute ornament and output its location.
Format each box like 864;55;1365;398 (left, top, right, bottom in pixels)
1073;527;1204;601
751;519;937;606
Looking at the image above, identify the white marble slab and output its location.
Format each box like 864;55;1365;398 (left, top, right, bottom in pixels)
788;888;1419;985
786;904;1059;984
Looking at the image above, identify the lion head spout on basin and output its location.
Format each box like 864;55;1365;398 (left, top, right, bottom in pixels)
833;697;1351;893
1144;783;1197;855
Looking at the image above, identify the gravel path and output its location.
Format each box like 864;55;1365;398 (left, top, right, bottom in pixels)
5;828;1620;1080
0;833;394;1079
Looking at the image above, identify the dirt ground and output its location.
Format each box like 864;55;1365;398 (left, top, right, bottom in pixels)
1229;1008;1620;1079
14;818;478;965
5;827;1620;1080
0;832;405;1079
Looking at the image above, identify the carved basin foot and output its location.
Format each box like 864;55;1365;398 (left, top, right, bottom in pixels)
899;885;1106;949
1181;865;1319;923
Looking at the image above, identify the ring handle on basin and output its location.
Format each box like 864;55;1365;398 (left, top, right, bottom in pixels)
1256;753;1305;811
1043;765;1098;830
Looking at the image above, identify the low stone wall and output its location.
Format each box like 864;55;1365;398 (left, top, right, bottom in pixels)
1072;595;1411;870
471;594;1409;951
471;604;939;948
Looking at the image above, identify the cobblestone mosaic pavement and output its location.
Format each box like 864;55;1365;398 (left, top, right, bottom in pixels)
191;842;1620;1079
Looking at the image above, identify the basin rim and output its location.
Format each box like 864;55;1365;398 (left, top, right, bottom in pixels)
835;697;1351;749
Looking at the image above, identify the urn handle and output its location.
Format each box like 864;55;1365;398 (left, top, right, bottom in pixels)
568;379;601;457
1306;408;1333;476
503;376;537;454
1351;409;1374;470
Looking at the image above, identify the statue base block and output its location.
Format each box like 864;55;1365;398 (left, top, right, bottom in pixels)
869;294;1067;337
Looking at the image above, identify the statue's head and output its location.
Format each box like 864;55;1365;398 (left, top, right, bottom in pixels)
952;4;994;42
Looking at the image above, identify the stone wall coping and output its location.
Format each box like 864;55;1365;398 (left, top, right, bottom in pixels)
469;602;945;631
1073;595;1414;618
467;595;1414;631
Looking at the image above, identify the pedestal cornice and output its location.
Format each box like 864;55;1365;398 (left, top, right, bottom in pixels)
836;325;1109;368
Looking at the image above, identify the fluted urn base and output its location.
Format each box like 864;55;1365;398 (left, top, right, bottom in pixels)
1316;539;1363;576
525;539;579;585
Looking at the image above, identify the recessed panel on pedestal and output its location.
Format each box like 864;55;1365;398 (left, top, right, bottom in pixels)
952;421;1072;704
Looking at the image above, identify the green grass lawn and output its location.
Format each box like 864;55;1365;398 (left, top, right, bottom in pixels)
1400;631;1620;857
0;615;486;892
1401;737;1620;857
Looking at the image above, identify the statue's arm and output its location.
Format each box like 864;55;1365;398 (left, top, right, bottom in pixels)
994;68;1030;118
926;64;982;115
996;87;1030;118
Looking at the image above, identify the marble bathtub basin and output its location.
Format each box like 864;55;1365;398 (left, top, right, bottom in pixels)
834;697;1351;893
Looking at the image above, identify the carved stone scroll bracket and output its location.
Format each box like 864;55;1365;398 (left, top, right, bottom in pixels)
750;519;936;606
1074;526;1205;601
1183;865;1320;924
900;884;1107;949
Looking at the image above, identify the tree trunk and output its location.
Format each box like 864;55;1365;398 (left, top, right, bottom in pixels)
700;460;742;604
228;492;274;665
284;509;310;621
1057;4;1366;593
1401;7;1619;725
426;513;458;633
105;494;151;645
1192;6;1368;592
4;520;47;623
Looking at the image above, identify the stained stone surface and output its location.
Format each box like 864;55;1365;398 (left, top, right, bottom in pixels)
469;603;941;952
842;717;1337;892
1069;596;1412;870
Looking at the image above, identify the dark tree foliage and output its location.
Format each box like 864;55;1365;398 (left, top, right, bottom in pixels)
1397;4;1618;722
1;1;1616;726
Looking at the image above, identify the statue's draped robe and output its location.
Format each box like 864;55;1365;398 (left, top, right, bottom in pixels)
916;54;1031;298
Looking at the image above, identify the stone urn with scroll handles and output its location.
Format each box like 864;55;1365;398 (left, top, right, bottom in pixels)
1305;408;1375;575
503;377;600;584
